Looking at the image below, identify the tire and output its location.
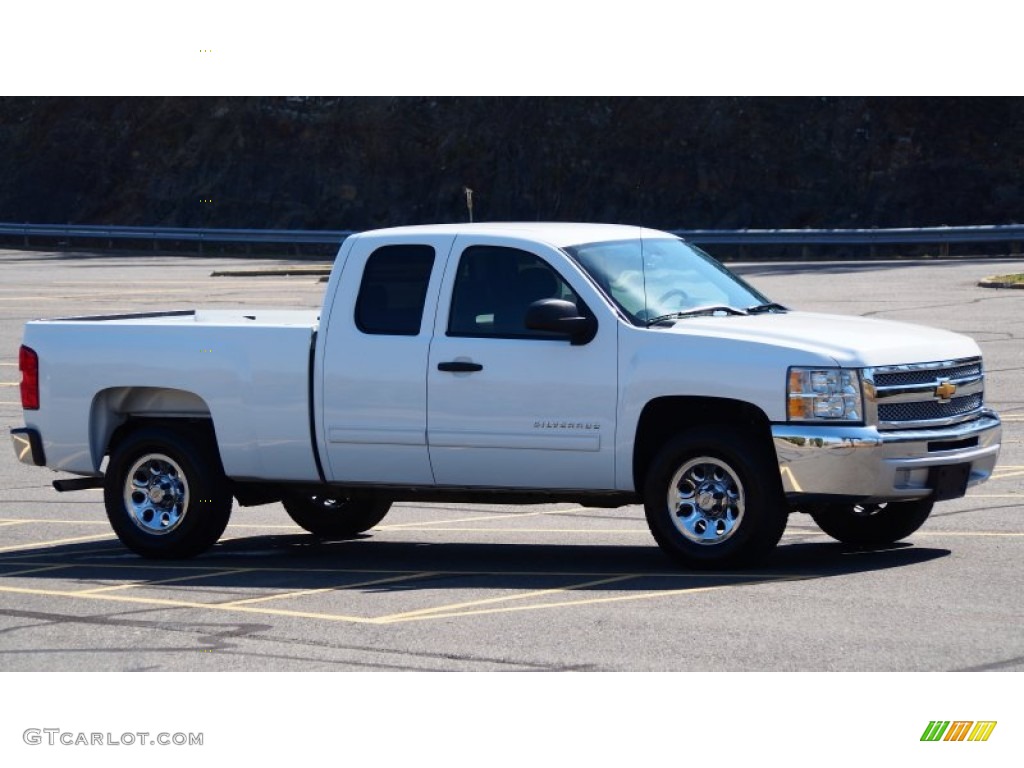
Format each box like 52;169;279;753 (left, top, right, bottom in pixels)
809;499;934;546
103;425;232;559
643;426;786;569
283;494;391;539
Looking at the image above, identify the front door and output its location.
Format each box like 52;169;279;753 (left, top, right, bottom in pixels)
427;237;618;489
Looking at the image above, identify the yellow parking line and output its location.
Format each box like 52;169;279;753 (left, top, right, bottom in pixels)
1;564;76;577
0;557;778;581
218;571;442;607
0;558;395;576
0;544;127;558
0;533;114;552
0;565;826;625
0;584;376;624
990;470;1024;480
75;568;256;594
382;576;807;624
0;401;22;406
780;466;804;493
378;574;641;622
0;382;18;387
0;518;108;526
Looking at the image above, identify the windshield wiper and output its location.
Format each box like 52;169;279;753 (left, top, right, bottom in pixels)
646;305;748;327
745;302;788;314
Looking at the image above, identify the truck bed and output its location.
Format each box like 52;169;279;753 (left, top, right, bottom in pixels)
22;308;321;481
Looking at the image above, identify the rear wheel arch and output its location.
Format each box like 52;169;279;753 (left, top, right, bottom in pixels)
106;416;222;468
91;386;213;469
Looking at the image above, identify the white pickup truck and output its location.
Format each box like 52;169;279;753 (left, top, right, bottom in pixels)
10;223;1002;568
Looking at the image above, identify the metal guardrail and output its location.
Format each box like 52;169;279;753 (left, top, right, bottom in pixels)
1;222;1023;249
671;224;1024;246
0;223;354;246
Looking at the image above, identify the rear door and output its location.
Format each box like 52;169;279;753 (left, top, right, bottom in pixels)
427;236;618;489
319;234;455;484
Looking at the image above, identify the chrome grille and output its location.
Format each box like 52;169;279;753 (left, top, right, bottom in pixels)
878;393;984;424
866;357;985;429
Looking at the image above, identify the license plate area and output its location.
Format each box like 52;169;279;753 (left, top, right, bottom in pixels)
929;463;971;501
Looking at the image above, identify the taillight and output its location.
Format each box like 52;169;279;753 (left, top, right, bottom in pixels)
19;345;39;410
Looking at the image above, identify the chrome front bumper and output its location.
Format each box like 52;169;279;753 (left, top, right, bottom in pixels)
771;410;1001;502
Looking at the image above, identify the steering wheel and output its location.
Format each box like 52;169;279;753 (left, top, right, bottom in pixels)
658;289;689;306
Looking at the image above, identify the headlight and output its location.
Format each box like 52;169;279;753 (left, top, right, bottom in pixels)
787;367;862;422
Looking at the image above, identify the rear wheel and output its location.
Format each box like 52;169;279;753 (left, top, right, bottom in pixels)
643;426;786;569
809;500;934;546
104;425;232;559
283;495;391;538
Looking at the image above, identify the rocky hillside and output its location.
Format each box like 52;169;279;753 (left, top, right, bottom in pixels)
1;97;1021;232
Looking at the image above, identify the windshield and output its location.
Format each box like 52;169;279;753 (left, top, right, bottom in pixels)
564;237;772;325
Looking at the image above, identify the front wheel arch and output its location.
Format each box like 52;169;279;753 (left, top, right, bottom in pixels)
632;396;777;496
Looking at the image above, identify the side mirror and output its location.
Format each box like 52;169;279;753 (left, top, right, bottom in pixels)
525;299;597;345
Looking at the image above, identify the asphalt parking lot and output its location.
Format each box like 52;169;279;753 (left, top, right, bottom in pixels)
0;249;1021;671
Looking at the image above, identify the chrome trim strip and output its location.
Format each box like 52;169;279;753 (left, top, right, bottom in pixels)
868;356;981;375
872;376;984;403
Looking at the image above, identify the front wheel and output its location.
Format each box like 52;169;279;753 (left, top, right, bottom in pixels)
809;500;934;546
643;427;787;569
283;495;391;539
104;425;232;559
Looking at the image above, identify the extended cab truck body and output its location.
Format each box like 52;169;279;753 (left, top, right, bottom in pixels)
11;223;1002;568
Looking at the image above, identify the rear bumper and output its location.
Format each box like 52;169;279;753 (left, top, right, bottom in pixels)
771;410;1001;503
11;428;46;467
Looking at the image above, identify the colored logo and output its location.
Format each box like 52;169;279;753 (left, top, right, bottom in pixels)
921;721;997;742
934;380;957;401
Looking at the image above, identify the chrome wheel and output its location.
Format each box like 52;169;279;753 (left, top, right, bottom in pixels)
123;453;189;535
667;456;745;545
644;428;785;568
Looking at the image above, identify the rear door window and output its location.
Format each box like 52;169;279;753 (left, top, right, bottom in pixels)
355;245;436;336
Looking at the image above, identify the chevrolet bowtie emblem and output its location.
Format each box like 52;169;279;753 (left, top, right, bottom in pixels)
935;380;957;401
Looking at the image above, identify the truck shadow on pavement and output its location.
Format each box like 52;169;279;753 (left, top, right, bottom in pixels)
0;534;951;597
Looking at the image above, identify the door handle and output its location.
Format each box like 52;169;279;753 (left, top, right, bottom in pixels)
438;361;483;373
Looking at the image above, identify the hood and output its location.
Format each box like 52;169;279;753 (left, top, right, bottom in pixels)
660;311;981;368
